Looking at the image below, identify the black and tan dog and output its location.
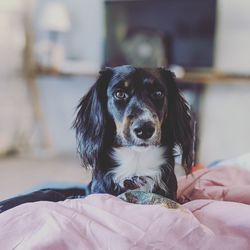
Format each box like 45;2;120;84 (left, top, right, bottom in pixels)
74;65;194;200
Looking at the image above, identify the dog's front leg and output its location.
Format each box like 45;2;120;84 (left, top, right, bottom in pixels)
90;174;125;196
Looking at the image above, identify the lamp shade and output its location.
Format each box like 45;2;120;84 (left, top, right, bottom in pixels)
40;2;71;32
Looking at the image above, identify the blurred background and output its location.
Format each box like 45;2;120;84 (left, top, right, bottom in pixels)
1;0;250;200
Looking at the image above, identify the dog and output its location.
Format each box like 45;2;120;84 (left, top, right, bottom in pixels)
73;65;194;200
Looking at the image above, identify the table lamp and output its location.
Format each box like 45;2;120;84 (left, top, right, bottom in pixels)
39;1;71;69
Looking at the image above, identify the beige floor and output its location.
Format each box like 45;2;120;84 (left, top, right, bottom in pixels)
0;154;91;201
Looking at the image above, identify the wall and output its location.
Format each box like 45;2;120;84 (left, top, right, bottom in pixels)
35;0;105;66
215;0;250;74
37;75;93;153
198;0;250;164
199;81;250;165
31;0;105;153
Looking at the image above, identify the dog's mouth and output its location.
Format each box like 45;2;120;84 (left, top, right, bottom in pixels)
137;142;150;147
116;132;161;148
134;140;161;147
115;140;157;147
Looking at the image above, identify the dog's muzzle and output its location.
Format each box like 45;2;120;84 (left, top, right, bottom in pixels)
116;106;162;146
129;109;161;145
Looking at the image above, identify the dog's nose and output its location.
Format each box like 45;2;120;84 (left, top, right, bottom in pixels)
133;122;155;140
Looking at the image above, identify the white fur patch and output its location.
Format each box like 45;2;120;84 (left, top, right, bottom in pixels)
109;146;167;192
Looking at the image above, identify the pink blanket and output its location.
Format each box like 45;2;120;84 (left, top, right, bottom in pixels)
1;167;250;250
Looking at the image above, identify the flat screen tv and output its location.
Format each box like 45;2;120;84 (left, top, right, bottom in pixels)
105;0;216;69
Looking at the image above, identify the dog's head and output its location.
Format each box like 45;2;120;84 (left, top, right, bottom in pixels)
73;65;194;173
107;65;167;147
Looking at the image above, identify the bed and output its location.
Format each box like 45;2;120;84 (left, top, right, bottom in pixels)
1;159;250;249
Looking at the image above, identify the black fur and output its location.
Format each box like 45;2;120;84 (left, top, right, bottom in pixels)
73;65;194;200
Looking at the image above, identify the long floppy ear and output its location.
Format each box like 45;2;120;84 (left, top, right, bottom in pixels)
73;68;113;168
160;68;194;174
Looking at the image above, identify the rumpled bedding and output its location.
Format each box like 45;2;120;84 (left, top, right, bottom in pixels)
1;167;250;250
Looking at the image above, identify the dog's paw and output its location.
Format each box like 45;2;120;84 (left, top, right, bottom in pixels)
123;176;154;192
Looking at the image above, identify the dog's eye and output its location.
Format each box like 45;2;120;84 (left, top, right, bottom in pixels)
114;90;129;100
151;90;164;99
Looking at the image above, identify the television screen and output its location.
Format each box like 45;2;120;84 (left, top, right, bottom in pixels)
105;0;216;69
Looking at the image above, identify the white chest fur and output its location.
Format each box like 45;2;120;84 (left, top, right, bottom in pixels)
109;146;167;192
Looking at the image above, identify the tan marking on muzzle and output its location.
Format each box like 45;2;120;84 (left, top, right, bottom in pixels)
122;116;133;138
114;117;131;139
114;120;124;134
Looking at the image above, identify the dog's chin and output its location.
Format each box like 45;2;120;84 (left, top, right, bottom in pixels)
130;145;158;152
133;141;160;147
115;133;161;148
119;141;160;150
